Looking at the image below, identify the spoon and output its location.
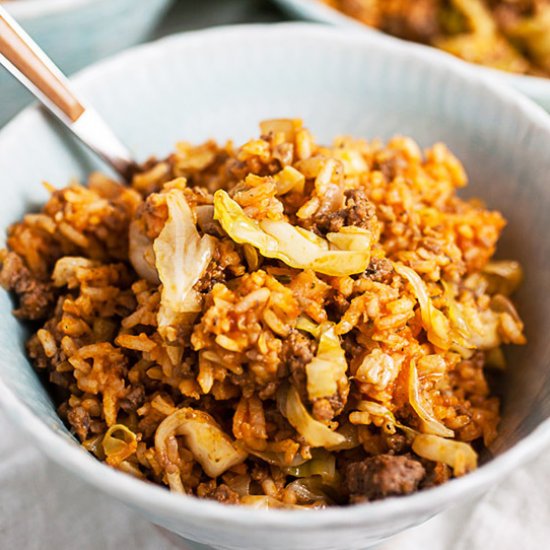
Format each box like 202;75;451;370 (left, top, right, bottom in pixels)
0;6;136;181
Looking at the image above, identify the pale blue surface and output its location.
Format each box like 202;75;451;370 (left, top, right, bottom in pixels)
1;0;174;126
0;23;550;550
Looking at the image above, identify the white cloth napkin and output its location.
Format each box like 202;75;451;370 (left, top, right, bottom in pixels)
1;406;548;550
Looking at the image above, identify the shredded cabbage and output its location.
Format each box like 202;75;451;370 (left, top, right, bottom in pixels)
442;280;502;351
356;400;417;439
324;422;361;451
102;424;138;466
409;360;455;438
286;477;334;505
284;385;346;448
326;226;371;252
155;408;247;478
284;449;336;482
154;190;215;342
441;280;476;356
482;260;523;296
245;447;307;468
394;263;451;350
306;323;348;401
273;166;306;195
213;190;371;276
412;434;478;476
296;315;322;338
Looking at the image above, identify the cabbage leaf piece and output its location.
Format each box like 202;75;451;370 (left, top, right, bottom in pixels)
154;190;215;342
394;263;451;350
284;449;337;483
412;433;478;476
285;385;346;448
305;323;348;401
409;360;455;438
213;190;371;276
102;424;138;466
155;408;247;478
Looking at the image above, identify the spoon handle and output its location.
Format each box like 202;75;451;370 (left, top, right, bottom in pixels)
0;7;136;180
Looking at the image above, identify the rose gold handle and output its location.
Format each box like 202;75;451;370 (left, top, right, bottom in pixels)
0;10;84;122
0;6;136;181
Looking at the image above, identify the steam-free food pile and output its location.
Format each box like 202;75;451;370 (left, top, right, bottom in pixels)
323;0;550;77
0;120;525;507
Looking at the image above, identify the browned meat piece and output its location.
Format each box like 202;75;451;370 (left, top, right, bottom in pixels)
326;287;350;317
197;481;241;504
67;406;91;441
313;188;377;234
337;0;386;28
311;390;348;421
374;152;410;182
213;484;241;504
312;398;335;421
0;252;55;320
490;0;539;21
383;432;410;454
345;454;426;501
381;0;441;43
341;188;377;229
421;460;452;489
119;385;145;413
26;333;50;371
281;329;316;392
361;257;393;283
49;370;73;390
194;261;226;293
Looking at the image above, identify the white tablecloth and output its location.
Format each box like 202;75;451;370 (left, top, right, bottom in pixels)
1;2;549;549
1;407;548;550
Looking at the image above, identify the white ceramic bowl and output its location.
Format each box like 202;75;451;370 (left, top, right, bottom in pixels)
1;23;550;550
273;0;550;111
0;0;174;126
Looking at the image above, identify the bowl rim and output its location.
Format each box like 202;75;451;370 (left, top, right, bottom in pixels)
1;21;550;530
3;0;160;19
4;0;97;18
272;0;550;98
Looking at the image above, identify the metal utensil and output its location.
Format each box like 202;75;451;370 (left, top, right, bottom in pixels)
0;6;136;181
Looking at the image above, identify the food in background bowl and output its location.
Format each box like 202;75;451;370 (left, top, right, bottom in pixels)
322;0;550;77
0;119;525;507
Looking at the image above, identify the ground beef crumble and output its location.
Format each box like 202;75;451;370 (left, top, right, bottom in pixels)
0;252;55;320
119;385;146;413
313;188;377;234
361;257;394;283
345;454;426;502
281;329;317;391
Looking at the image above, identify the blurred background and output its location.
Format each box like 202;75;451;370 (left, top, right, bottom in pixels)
0;0;288;126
